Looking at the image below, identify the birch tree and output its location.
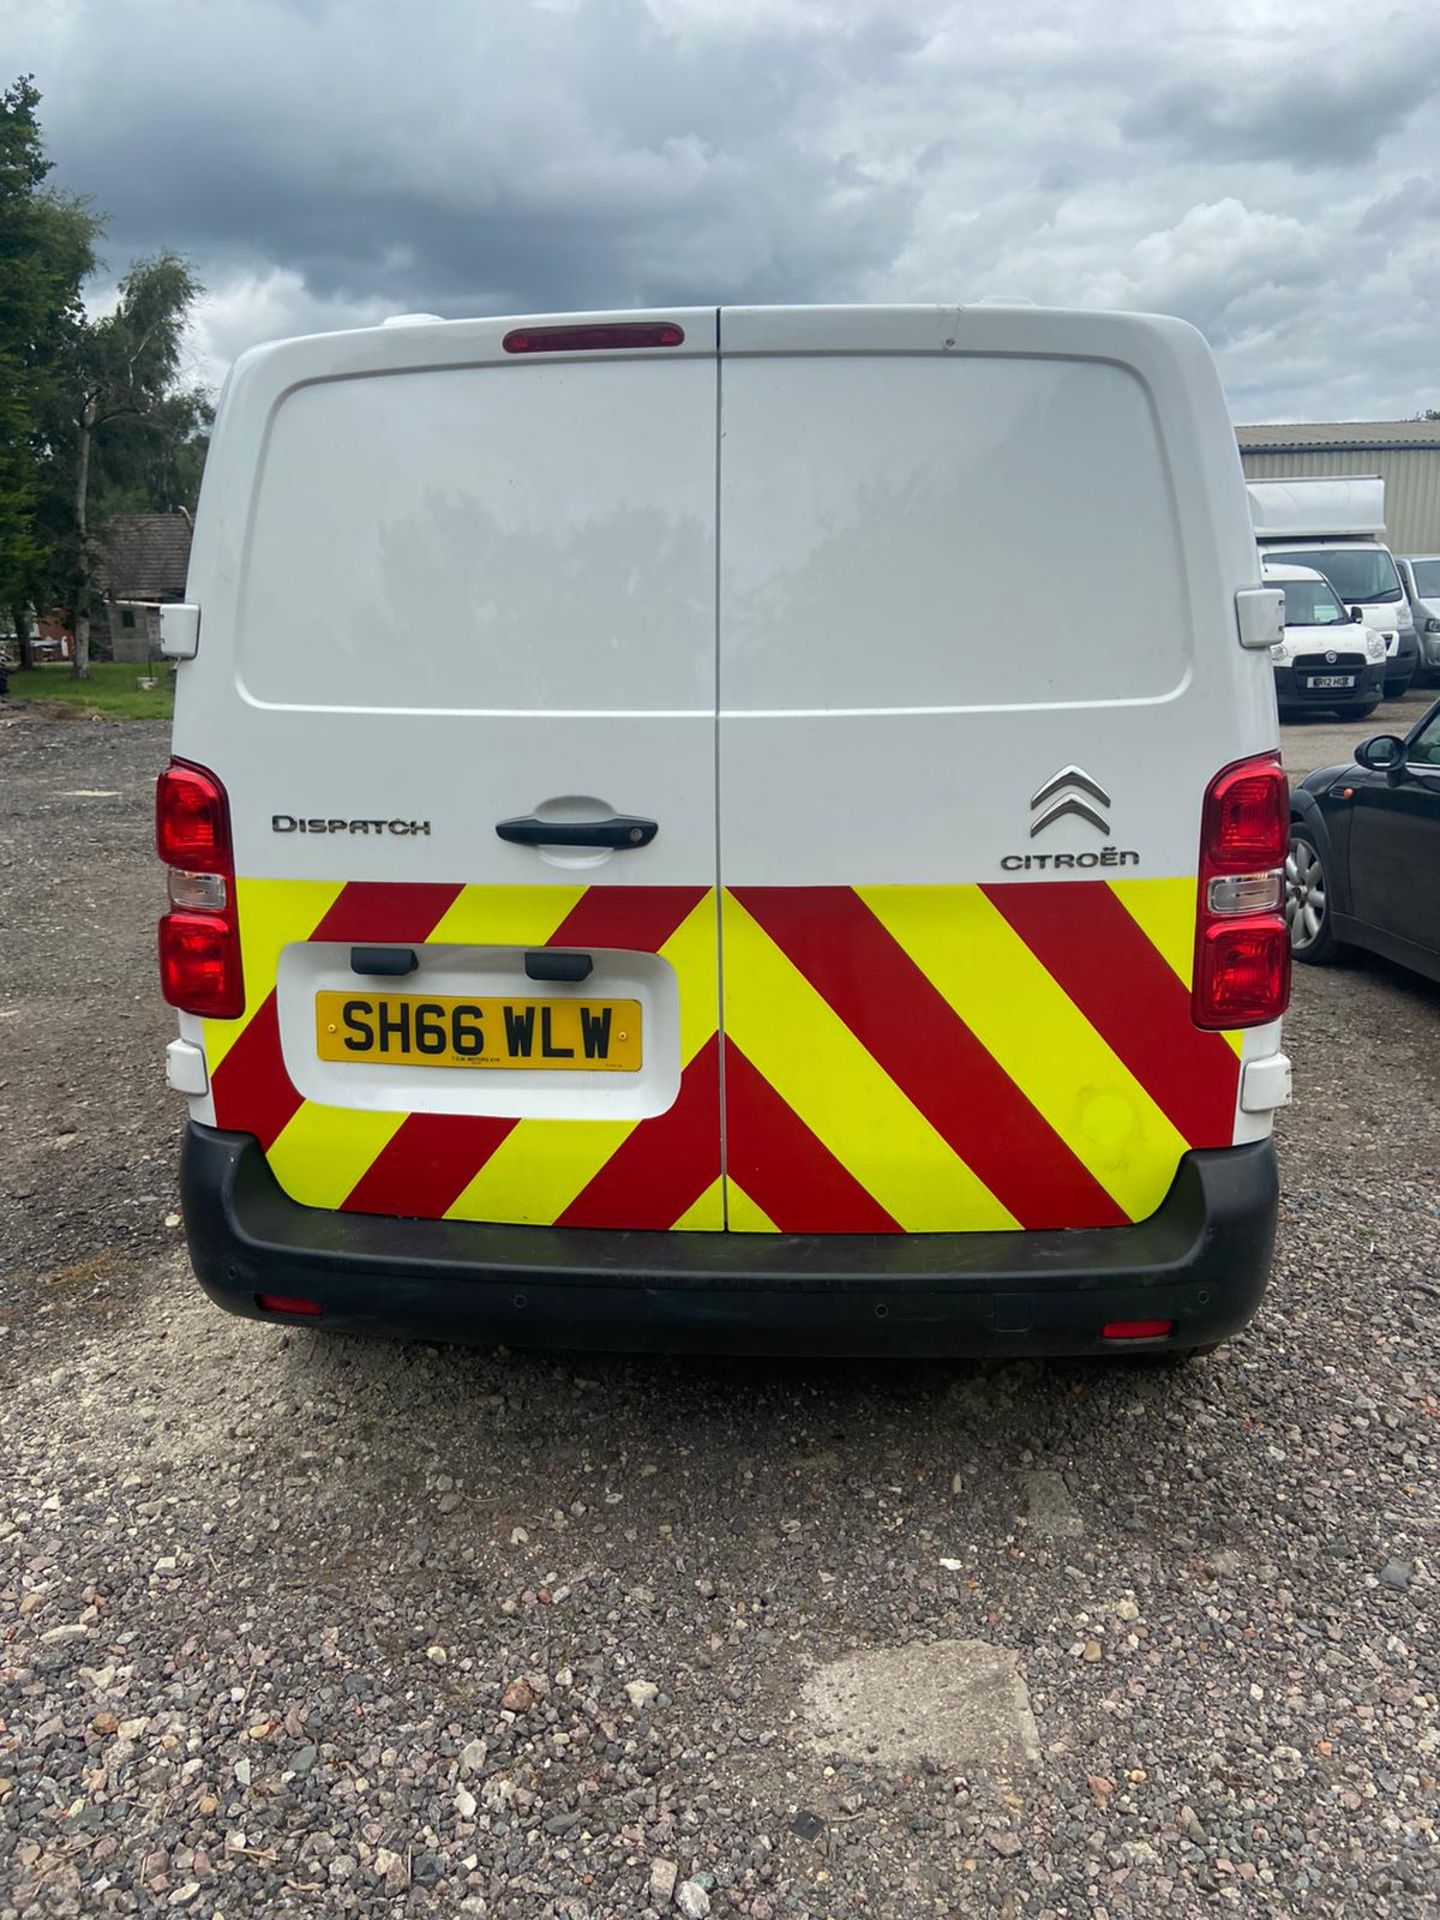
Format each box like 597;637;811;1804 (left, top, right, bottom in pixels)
67;252;204;675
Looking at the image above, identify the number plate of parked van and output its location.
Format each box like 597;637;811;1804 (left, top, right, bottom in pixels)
1308;674;1354;689
315;992;642;1071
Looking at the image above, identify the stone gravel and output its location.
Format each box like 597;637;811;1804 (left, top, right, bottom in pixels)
1;706;1437;1918
1274;684;1431;780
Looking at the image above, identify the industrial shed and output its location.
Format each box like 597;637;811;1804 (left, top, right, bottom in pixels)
1237;421;1440;554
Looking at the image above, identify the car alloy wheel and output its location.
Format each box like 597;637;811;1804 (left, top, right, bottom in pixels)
1284;832;1327;954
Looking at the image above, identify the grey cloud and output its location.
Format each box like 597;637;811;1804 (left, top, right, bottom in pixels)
1122;20;1440;171
44;0;920;317
10;0;1440;418
1361;172;1440;233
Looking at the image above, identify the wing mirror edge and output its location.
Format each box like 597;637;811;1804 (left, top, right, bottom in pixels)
1355;733;1407;775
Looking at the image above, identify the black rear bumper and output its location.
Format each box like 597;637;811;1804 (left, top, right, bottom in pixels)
180;1124;1278;1357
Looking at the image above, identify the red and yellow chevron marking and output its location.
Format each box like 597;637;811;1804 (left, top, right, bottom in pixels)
207;881;723;1229
205;876;1243;1234
721;882;1242;1232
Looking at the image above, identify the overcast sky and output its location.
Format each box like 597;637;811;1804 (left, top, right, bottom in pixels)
11;0;1440;420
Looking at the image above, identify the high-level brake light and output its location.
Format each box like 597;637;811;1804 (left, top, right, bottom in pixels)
502;321;685;354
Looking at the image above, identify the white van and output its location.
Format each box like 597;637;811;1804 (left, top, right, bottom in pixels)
1397;556;1440;681
1248;476;1417;700
1261;561;1387;718
158;306;1292;1357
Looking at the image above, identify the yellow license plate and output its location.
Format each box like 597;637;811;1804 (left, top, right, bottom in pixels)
315;991;642;1072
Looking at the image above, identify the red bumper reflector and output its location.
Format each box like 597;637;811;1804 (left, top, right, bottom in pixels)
502;321;685;354
256;1293;322;1318
1102;1319;1173;1341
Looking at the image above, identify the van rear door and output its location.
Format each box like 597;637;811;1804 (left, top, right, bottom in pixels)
182;313;725;1229
713;306;1256;1233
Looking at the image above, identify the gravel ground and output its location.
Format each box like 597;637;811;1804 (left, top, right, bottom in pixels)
1278;684;1433;780
2;706;1436;1919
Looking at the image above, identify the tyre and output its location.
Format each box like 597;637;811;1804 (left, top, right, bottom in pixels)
1383;681;1411;702
1285;826;1337;964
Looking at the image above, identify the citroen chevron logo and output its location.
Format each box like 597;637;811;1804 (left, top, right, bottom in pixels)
1029;765;1111;838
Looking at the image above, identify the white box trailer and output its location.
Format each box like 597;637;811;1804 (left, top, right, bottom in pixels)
1248;474;1416;695
1246;475;1385;540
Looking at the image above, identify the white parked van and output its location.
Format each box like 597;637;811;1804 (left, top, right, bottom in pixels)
1261;561;1387;718
1397;556;1440;681
1248;475;1417;699
158;306;1291;1356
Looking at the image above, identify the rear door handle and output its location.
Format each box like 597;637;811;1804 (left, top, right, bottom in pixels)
495;815;658;849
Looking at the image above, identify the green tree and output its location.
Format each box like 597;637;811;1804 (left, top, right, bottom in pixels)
66;250;207;675
0;74;99;665
90;386;213;519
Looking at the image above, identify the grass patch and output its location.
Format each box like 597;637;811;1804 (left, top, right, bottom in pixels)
6;660;175;719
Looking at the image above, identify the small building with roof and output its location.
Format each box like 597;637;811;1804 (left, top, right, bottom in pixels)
97;510;194;662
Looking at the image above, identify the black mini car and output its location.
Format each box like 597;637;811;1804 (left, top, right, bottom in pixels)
1287;697;1440;982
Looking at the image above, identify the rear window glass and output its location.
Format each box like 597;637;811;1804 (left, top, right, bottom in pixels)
236;359;716;713
718;354;1190;711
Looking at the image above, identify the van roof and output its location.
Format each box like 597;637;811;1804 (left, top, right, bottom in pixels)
221;301;1212;387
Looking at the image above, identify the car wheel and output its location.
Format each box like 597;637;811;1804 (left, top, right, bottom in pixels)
1285;826;1337;964
1383;682;1410;701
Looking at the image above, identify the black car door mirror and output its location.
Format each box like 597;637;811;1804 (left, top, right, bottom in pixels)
1355;734;1406;772
1350;606;1365;623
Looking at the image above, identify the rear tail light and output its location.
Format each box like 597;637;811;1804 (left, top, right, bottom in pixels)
158;912;243;1019
156;759;244;1018
157;759;233;870
167;869;227;910
1196;919;1290;1025
1206;871;1282;915
1200;756;1288;872
502;321;685;354
1193;754;1289;1029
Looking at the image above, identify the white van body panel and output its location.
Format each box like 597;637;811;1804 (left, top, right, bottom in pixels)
169;305;1283;1242
179;309;721;891
718;306;1273;888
